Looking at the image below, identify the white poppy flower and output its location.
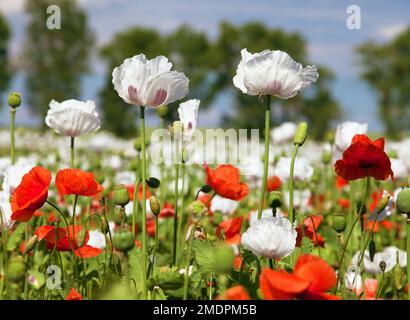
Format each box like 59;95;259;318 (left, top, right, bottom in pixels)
249;208;284;227
2;161;36;194
178;99;200;137
275;156;313;182
45;99;101;137
233;48;319;99
241;217;296;259
87;230;106;249
112;54;189;107
271;122;297;144
345;265;362;294
0;191;13;231
335;121;368;152
210;195;238;216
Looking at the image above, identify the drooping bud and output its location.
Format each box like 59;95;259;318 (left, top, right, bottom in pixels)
333;213;347;233
149;196;161;216
8;92;21;108
294;122;308;146
369;239;376;262
396;188;410;216
114;184;130;207
100;216;110;234
112;226;135;252
7;255;25;282
376;194;390;214
199;185;212;194
267;191;282;209
147;177;160;189
215;244;235;273
24;235;38;255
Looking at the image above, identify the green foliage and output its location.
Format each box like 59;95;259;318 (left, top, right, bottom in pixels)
356;27;410;138
7;223;25;252
0;12;11;101
23;0;94;122
192;240;217;274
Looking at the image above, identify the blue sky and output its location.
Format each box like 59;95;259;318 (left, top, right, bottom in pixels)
0;0;409;131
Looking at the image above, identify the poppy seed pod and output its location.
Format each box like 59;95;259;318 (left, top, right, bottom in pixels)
8;92;21;108
333;213;347;233
147;177;160;189
393;262;403;291
215;245;235;273
114;184;130;207
24;235;38;255
396;188;410;216
294;122;308;146
149;196;161;216
113;226;135;252
267;191;282;208
134;137;149;151
186;200;208;220
7;256;25;282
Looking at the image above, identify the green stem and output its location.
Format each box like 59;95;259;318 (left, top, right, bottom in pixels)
183;223;196;300
10;107;16;164
289;144;300;224
132;179;140;239
177;157;186;259
139;106;148;299
153;214;159;275
173;157;180;266
257;95;271;220
70;137;75;169
407;218;410;300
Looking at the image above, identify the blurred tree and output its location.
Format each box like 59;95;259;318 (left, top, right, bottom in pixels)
0;12;11;103
23;0;94;123
99;22;340;139
357;27;410;139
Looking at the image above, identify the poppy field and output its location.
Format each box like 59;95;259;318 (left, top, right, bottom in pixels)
1;49;410;302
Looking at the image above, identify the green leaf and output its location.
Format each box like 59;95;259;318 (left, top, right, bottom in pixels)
7;223;25;252
192;240;216;274
128;247;145;295
301;236;314;254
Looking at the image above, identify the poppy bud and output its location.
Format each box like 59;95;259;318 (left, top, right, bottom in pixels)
147;177;160;189
393;262;403;291
369;239;376;262
322;151;332;165
7;255;25;282
149;196;161;216
100;216;110;234
200;185;212;194
76;228;87;247
333;213;347;233
27;271;45;290
114;184;130;207
294;122;308;146
156;105;168;118
396;188;410;216
8;92;21;108
267;191;282;208
134;137;149;151
376;194;390;214
379;261;386;273
215;245;235;273
114;206;126;225
24;235;38;255
186;200;208;220
113;226;135;252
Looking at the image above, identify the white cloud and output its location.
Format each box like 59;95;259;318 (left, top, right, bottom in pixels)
378;23;407;40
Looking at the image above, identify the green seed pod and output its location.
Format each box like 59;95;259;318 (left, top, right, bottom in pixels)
333;213;347;233
147;177;160;189
7;255;25;282
27;270;45;290
149;195;161;216
8;92;21;108
267;191;282;208
215;244;235;273
114;184;130;207
112;226;135;252
396;188;410;215
376;194;390;214
24;235;38;255
133;137;149;151
186;200;208;220
294;122;308;146
393;262;403;291
369;239;376;262
114;206;126;225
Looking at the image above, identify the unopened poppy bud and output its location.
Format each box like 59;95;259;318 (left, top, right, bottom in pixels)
267;191;282;208
147;177;160;189
156;105;168;118
215;245;235;273
186;200;208;220
24;235;38;255
379;261;387;273
76;228;87;247
27;271;45;290
376;194;390;214
170;121;184;137
114;206;126;225
294;122;308;146
322;151;332;165
333;213;347;233
396;188;410;216
149;196;161;216
8;92;21;108
7;255;25;282
393;262;403;291
100;216;110;234
369;239;376;262
114;184;130;207
200;185;212;194
113;226;135;252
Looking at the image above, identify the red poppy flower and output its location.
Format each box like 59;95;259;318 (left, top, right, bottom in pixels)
267;176;282;192
204;164;248;201
338;197;350;209
335;134;393;181
35;225;66;245
260;254;339;300
56;169;103;197
296;215;325;247
159;202;174;218
335;175;349;190
363;279;378;300
66;288;83;300
216;286;250;300
216;216;243;245
11;166;52;222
